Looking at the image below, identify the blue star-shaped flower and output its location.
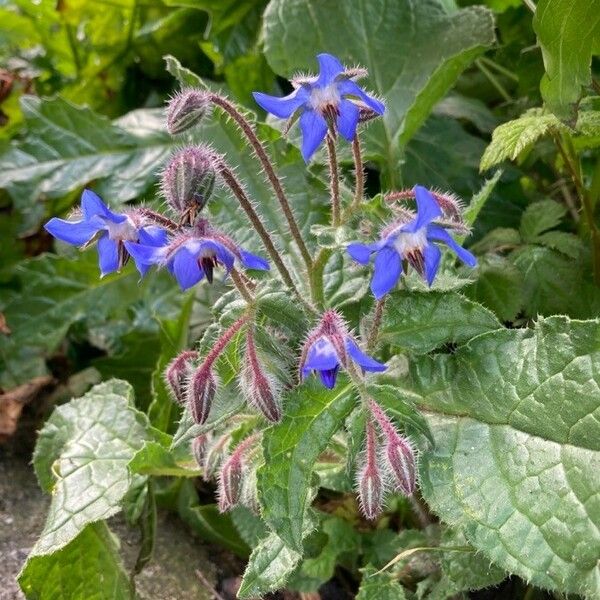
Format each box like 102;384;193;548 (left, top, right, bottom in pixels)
301;335;386;389
347;185;477;299
125;233;269;291
253;53;385;162
44;189;168;276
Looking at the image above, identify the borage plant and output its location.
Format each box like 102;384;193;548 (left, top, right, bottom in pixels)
22;49;600;600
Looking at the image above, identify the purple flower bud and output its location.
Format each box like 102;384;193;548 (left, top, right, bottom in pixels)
216;435;257;513
187;363;218;425
202;433;230;482
165;350;198;405
242;330;281;422
160;145;217;222
166;88;211;135
357;422;384;520
191;434;207;467
369;399;417;496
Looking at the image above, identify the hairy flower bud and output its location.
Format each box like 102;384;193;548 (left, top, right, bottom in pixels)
241;330;282;422
203;433;230;482
160;146;217;221
191;434;207;468
166;88;211;135
187;363;217;424
357;422;384;520
217;434;257;512
164;350;198;404
369;399;417;496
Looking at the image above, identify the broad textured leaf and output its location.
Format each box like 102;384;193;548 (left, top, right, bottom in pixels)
238;532;302;598
406;317;600;597
262;0;495;185
129;441;200;478
18;522;133;600
519;199;566;242
533;0;600;121
356;567;407;600
257;380;358;551
31;380;153;556
380;291;501;354
480;108;565;171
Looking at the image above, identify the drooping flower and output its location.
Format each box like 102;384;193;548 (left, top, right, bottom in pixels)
253;53;385;162
347;185;477;299
299;310;386;389
125;219;269;290
45;189;168;276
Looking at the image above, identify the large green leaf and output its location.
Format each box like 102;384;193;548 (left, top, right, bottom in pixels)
533;0;600;122
18;522;133;600
356;567;407;600
406;317;600;597
380;291;501;354
261;0;495;185
30;380;154;556
257;379;358;551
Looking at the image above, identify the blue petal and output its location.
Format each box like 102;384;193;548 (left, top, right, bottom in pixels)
139;225;169;247
303;337;339;372
173;247;203;290
423;242;442;286
403;186;442;233
337;99;360;141
316;53;345;87
81;189;126;224
252;87;309;118
45;217;102;246
427;225;477;267
347;242;375;265
97;235;119;276
319;366;339;389
338;79;385;114
124;240;165;268
371;247;402;299
239;249;270;271
346;338;387;373
197;239;235;272
299;109;328;162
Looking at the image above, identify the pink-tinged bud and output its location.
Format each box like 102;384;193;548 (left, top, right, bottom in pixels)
216;435;257;512
165;350;198;405
203;433;230;482
357;422;384;520
166;88;211;135
242;330;281;422
369;399;417;496
191;434;207;467
187;364;217;424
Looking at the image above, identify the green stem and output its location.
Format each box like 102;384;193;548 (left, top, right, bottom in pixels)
352;136;365;210
326;133;341;226
479;56;519;82
366;298;386;352
310;248;333;309
475;58;512;103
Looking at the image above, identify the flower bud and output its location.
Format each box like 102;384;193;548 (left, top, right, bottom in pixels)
166;89;211;135
187;363;217;424
357;423;384;520
164;350;198;405
160;146;217;219
191;434;207;468
203;433;230;482
217;454;243;512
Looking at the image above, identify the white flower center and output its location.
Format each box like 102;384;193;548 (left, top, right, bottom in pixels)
309;84;341;112
392;227;428;257
105;217;138;242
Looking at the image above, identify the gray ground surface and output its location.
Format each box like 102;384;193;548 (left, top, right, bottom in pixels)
0;453;219;600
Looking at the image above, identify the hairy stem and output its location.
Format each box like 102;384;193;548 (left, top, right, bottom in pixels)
137;208;179;232
310;247;333;308
203;314;250;368
352;136;365;210
209;93;313;270
230;268;254;303
326;133;341;226
367;297;386;352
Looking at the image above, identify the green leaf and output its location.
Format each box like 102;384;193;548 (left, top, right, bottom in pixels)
380;291;501;354
18;522;133;600
533;0;600;122
535;231;585;258
480;108;565;171
407;317;600;597
262;0;495;185
129;441;200;478
238;532;303;598
356;566;407;600
519;199;567;242
463;256;524;322
258;380;358;551
462;169;503;231
31;379;153;556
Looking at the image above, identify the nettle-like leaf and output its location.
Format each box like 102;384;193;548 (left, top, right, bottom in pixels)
18;522;133;600
519;199;567;243
406;317;600;597
30;379;155;556
533;0;600;121
261;0;495;185
356;566;408;600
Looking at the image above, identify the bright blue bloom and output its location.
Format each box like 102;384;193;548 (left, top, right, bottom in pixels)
253;53;385;162
125;233;269;291
44;189;168;276
347;185;477;299
301;335;386;389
